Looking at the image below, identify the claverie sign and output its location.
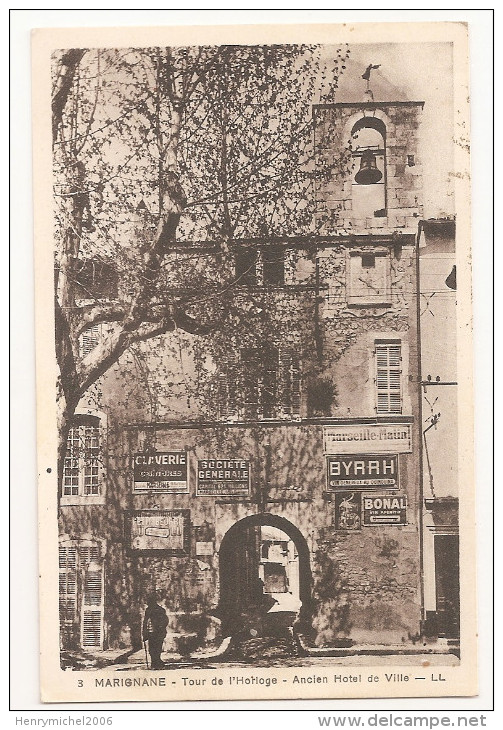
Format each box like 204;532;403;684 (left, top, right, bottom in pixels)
132;452;188;493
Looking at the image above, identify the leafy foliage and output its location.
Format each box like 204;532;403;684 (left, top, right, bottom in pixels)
52;43;350;485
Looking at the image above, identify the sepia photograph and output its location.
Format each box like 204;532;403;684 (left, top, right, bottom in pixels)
30;18;478;704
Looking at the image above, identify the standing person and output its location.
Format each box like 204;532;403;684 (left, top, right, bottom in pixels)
142;592;168;669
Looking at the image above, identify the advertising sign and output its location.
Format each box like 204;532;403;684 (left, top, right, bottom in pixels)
362;495;407;525
126;510;190;554
327;455;398;490
133;452;188;493
334;492;362;531
196;459;250;496
323;424;412;454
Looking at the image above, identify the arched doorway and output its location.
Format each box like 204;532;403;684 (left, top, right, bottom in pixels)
218;514;312;637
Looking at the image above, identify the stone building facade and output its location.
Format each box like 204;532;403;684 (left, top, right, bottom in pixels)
58;99;432;657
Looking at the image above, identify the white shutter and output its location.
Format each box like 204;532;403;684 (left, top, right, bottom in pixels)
279;348;301;418
216;353;238;420
375;342;402;414
79;324;100;358
59;546;77;623
80;554;104;649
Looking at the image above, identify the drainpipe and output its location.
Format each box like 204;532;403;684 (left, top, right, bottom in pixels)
315;256;323;364
416;223;425;634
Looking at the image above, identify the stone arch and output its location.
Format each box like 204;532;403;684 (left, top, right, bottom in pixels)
218;513;312;634
344;110;390;217
342;107;392;144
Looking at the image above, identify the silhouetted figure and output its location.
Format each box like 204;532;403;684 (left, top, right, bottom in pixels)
142;593;168;669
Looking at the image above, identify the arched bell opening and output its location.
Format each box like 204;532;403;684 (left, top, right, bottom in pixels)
218;514;312;638
350;116;387;218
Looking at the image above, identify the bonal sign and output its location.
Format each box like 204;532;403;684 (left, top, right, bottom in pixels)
196;459;250;496
133;452;188;493
362;495;407;525
327;455;398;490
127;510;190;555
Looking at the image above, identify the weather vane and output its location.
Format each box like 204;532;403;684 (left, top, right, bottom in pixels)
362;64;381;101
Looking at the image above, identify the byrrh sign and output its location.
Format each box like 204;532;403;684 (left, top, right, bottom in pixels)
327;455;398;490
323;424;412;454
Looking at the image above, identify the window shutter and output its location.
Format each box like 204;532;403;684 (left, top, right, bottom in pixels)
261;347;278;419
235;249;258;286
262;247;285;286
59;546;77;623
82;611;103;648
216;373;230;419
215;353;238;421
81;556;104;649
375;342;402;414
241;348;261;420
79;324;99;358
291;357;301;417
279;348;301;418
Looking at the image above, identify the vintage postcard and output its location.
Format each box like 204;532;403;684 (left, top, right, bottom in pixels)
33;20;475;703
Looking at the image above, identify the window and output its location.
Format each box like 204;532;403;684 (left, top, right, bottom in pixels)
59;540;105;650
62;412;106;504
241;347;277;419
79;324;99;358
235;248;258;286
375;342;402;414
214;346;301;421
262;247;285;285
235;247;285;286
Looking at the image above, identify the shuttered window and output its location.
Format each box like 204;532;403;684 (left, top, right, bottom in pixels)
235;247;286;286
262;247;285;285
79;324;100;358
214;347;300;421
59;541;104;650
59;545;77;624
375;342;402;414
235;249;258;285
62;416;102;498
279;348;301;418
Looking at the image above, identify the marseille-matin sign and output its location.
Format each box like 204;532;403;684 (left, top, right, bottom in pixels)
327;455;398;490
323;424;412;454
132;452;188;493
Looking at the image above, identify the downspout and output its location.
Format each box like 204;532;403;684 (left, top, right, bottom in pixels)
416;223;425;633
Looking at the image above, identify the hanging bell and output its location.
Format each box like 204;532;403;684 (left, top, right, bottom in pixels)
445;265;456;290
354;149;383;185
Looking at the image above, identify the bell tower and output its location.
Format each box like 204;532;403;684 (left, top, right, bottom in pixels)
314;98;424;236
